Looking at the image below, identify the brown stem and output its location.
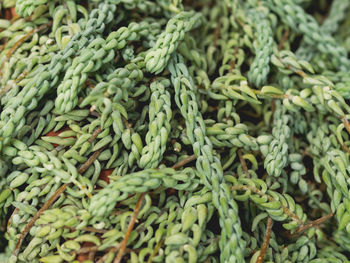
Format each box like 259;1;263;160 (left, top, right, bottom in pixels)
78;246;99;254
122;117;133;129
63;225;108;234
257;217;273;263
13;146;103;256
270;100;276;124
238;149;250;178
78;148;103;174
147;239;164;263
276;54;307;78
94;246;135;263
342;143;350;155
231;185;303;225
113;193;145;263
295;212;333;234
88;127;102;143
278;29;289;50
114;51;120;63
88;251;95;261
99;151;195;261
229;47;239;73
171;154;196;169
13;183;68;256
342;117;350;134
213;19;221;47
0;22;52;76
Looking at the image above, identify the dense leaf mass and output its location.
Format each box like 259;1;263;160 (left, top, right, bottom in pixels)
1;0;350;262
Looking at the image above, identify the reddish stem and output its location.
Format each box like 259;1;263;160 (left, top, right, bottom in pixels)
113;193;145;263
257;217;273;263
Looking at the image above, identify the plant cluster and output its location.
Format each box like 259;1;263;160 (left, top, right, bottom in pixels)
0;0;350;262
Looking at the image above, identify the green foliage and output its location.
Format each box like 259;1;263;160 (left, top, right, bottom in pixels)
1;0;350;262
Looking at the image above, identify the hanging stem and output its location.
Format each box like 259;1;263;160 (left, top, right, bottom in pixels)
113;193;146;263
257;217;273;263
13;144;103;256
13;183;68;256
